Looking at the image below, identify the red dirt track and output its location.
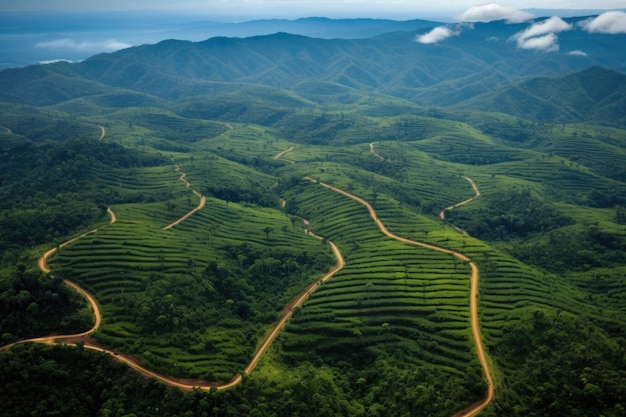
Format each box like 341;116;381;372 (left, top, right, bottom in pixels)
5;139;492;415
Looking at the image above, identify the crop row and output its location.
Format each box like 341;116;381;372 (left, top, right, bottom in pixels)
49;171;335;378
399;199;600;347
280;181;476;375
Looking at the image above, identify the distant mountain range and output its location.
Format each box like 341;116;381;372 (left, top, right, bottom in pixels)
1;16;625;126
1;11;625;67
0;13;442;67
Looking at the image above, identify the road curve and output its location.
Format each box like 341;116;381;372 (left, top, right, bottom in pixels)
440;176;481;220
273;146;295;162
98;125;106;141
106;207;116;224
305;177;494;417
162;196;206;231
2;209;116;351
174;165;191;188
369;142;384;161
162;165;206;230
7;200;346;391
37;208;116;274
39;209;117;323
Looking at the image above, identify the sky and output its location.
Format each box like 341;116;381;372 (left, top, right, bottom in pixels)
2;0;626;20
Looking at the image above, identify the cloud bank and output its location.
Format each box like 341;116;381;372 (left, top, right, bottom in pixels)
415;26;460;44
580;11;626;34
458;4;533;23
511;16;573;51
36;39;131;52
39;59;75;65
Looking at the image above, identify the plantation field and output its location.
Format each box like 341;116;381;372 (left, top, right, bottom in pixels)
40;106;626;410
280;182;475;375
2;78;625;417
47;158;335;381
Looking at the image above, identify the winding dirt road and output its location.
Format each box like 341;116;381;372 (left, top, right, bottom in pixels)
305;176;494;417
245;238;345;375
439;176;481;237
106;207;116;224
439;176;481;220
2;209;116;353
369;142;384;161
6;198;345;391
174;164;191;188
98;125;106;141
162;165;206;230
162;194;206;231
38;208;116;274
273;145;294;160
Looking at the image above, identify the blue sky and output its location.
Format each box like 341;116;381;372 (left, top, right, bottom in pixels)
2;0;626;20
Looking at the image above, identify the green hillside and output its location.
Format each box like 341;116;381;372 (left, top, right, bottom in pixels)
464;67;626;127
1;27;625;417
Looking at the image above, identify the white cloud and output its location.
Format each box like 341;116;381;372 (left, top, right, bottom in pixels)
511;16;573;51
517;33;560;51
415;26;459;44
515;16;573;41
580;11;626;34
35;39;131;52
567;50;588;57
458;4;533;23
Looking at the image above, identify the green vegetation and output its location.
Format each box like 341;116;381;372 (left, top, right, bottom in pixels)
49;171;334;380
0;266;92;344
1;48;625;417
492;310;626;417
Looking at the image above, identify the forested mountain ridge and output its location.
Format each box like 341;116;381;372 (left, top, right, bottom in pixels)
1;16;625;111
464;66;626;126
0;14;442;68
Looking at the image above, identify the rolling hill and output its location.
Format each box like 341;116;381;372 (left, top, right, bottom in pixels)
1;15;625;417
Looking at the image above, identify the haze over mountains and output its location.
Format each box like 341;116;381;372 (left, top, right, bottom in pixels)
1;9;625;67
2;13;439;68
1;13;625;128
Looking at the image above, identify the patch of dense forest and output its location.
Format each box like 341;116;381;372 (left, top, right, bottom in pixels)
492;310;626;417
0;266;91;344
0;342;484;417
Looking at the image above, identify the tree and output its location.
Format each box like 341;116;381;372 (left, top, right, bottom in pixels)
262;226;273;241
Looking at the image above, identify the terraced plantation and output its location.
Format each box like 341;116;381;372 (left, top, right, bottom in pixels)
2;67;626;417
369;138;622;320
48;161;335;381
271;177;486;410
